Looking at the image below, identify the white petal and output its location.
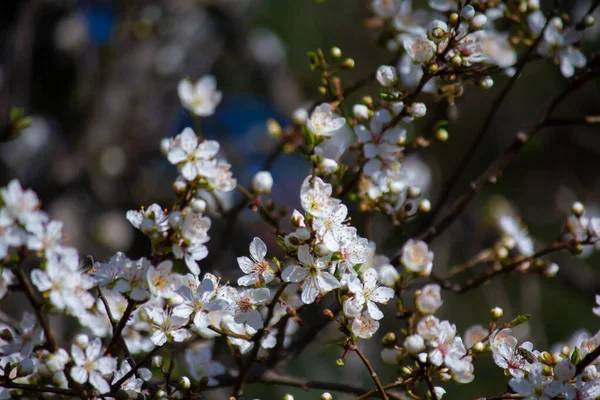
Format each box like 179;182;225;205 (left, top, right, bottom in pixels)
249;237;267;261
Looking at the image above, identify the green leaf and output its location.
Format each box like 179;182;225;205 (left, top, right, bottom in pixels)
307;51;318;71
571;347;581;364
302;125;315;149
508;314;531;328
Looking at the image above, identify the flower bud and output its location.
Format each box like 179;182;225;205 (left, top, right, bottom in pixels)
435;128;448;141
252;171;274;194
427;20;448;40
470;14;487;30
321;393;333;400
419;199;432;213
415;284;443;314
429;387;446;399
156;390;168;398
491;307;503;320
152;355;164;368
584;14;596;27
323;309;335;319
376;65;398;87
404;334;425;354
336;358;345;367
283;395;294;400
320;158;339;175
267;118;283;138
292;108;308;125
408;102;427;118
572;201;585;217
538;351;554;365
460;5;475;21
449;12;459;26
473;341;485;352
353;104;370;120
496;246;509;259
479;77;494;89
290;210;305;228
318;86;327;95
428;63;439;74
191;198;207;214
407;185;422;198
330;47;342;59
451;54;462;67
173;177;187;194
341;58;355;69
74;334;89;349
160;138;171;156
543;263;559;277
401;366;413;376
179;376;191;389
382;332;396;346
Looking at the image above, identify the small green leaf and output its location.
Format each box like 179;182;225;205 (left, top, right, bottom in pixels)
571;347;581;364
307;51;318;71
508;314;531;328
302;125;315;149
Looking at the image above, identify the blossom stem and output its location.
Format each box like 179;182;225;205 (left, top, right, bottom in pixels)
13;266;58;353
208;325;253;341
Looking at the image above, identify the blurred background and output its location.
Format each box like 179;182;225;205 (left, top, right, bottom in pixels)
0;0;599;398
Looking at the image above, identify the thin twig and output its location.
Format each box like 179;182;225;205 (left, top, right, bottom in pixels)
423;13;554;233
111;345;162;393
13;267;58;352
98;288;134;364
0;381;75;396
433;239;595;293
352;343;389;400
105;299;137;356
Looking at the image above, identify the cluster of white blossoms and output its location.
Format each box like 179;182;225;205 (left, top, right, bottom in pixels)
490;328;600;399
1;13;600;395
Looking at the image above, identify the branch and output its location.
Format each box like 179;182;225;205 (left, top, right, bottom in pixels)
98;288;134;364
352;343;389;400
575;342;600;375
433;239;594;293
111;345;162;393
105;299;137;357
211;370;405;399
13;267;58;352
423;13;554;232
0;381;75;397
418;54;600;243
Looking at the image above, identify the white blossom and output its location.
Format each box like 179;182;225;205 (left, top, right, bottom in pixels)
237;237;275;286
307;103;346;138
178;76;222;117
70;337;117;394
401;239;434;276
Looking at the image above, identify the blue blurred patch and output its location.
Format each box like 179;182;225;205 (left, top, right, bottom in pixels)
81;5;115;46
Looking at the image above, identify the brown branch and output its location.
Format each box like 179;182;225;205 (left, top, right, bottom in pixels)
111;345;162;393
105;299;137;357
423;13;554;234
433;239;594;293
356;379;408;400
209;370;405;399
98;288;134;364
0;380;75;397
544;116;600;126
575;342;600;375
352;343;389;400
13;267;58;352
419;54;600;243
474;394;525;400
